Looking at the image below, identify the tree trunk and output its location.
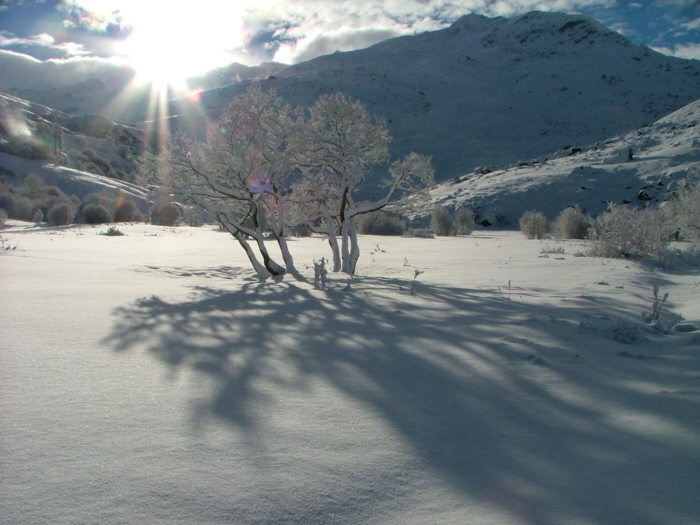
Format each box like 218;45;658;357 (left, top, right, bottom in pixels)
219;219;270;280
348;218;360;275
325;216;341;272
254;233;286;276
252;210;286;276
341;218;351;274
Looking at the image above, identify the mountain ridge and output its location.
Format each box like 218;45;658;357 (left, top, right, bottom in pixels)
175;10;700;183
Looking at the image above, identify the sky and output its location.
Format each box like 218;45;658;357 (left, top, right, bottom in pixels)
0;0;698;84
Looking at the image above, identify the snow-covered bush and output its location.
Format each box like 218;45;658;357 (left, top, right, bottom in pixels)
587;204;673;261
665;183;700;246
519;210;549;239
553;206;590;239
455;207;475;235
431;205;454;236
47;202;74;226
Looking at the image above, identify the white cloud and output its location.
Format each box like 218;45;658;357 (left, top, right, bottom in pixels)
61;0;614;65
653;43;700;60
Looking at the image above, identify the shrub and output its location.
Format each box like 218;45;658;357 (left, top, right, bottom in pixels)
371;213;408;236
152;202;179;226
0;192;16;217
588;204;673;260
455;207;475;235
102;226;124;236
553;206;590;239
665;184;700;246
358;210;408;236
82;203;112;224
519;210;550;239
0;136;51;159
47;202;74;226
32;209;44;224
114;196;141;222
431;205;454;236
10;195;40;221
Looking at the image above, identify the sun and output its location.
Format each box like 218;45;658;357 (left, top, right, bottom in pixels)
117;3;248;90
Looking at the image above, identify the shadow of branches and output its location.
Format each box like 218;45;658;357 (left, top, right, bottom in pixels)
103;277;699;524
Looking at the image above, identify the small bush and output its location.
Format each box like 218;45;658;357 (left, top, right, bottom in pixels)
358;210;408;236
10;195;40;221
519;210;550;239
47;202;74;226
431;205;454;236
114;196;141;222
455;207;475;235
588;204;673;261
102;226;124;236
152;202;179;226
553;206;590;239
82;203;112;224
32;209;44;224
372;213;408;235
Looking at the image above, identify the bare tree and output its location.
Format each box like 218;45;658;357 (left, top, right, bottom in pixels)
173;85;303;280
294;92;433;274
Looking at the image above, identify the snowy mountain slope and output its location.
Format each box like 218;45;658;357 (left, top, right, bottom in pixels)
0;91;148;205
184;11;700;183
0;152;148;206
423;98;700;227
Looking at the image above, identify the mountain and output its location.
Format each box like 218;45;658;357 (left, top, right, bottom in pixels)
420;98;700;227
180;11;700;184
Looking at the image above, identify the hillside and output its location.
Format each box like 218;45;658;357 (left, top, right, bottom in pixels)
422;97;700;227
181;11;700;183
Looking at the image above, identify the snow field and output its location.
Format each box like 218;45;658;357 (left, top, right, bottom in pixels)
1;224;699;524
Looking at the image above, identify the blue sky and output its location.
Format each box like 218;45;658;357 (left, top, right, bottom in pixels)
0;0;698;78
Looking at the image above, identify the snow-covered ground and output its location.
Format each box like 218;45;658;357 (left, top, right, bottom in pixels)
1;223;698;524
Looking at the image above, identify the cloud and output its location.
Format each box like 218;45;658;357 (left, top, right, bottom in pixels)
0;30;91;59
653;43;700;60
244;0;615;63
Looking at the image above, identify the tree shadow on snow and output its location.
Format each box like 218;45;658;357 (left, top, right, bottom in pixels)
103;275;699;524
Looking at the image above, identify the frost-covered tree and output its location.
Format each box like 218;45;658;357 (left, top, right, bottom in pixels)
173;85;303;280
665;183;700;246
294;92;433;274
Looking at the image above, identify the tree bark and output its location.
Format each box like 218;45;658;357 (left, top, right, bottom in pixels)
219;220;270;280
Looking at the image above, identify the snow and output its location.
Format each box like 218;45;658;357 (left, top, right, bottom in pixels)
2;223;699;524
